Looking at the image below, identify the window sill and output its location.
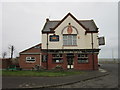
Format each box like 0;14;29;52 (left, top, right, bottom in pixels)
26;62;36;63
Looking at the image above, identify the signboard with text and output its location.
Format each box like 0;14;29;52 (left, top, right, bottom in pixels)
98;37;105;45
50;35;59;42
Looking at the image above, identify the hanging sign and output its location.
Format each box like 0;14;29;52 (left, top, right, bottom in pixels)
50;35;59;42
98;37;105;45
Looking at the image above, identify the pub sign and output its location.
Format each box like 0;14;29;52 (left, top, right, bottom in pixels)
50;35;59;41
98;37;105;45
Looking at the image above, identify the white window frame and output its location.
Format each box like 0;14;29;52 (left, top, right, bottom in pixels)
78;54;88;63
52;54;63;63
63;35;77;45
26;57;36;63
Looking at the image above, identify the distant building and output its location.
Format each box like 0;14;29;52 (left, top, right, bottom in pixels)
19;13;104;70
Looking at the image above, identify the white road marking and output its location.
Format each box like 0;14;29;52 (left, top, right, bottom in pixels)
99;68;107;72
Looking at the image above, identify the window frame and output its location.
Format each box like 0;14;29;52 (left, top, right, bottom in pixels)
26;57;36;63
63;34;77;46
77;54;89;64
42;55;47;62
52;54;63;63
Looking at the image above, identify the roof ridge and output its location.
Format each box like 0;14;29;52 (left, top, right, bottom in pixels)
48;20;93;22
49;20;60;22
42;13;98;33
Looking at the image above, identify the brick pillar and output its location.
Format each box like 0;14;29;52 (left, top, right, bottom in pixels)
48;53;52;70
63;53;67;70
89;53;98;70
94;54;98;70
74;53;77;70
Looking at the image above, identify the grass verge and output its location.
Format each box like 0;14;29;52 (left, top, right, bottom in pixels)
2;70;84;77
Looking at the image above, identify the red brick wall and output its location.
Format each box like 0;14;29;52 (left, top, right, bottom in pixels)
41;53;67;70
21;45;41;54
19;54;41;69
41;53;98;70
19;46;98;70
0;58;12;69
40;53;47;69
74;53;98;70
19;44;41;69
48;54;67;70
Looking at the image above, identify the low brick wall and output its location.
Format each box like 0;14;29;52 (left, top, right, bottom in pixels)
0;58;12;69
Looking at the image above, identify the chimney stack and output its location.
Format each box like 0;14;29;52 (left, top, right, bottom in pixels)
46;18;49;22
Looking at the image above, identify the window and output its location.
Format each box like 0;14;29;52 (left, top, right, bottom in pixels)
52;54;63;63
63;35;77;45
78;54;88;63
42;55;47;62
26;57;36;62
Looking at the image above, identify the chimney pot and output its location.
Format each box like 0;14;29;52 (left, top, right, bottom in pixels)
46;18;49;22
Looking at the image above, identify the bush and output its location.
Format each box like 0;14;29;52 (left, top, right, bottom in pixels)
52;65;64;72
32;65;46;71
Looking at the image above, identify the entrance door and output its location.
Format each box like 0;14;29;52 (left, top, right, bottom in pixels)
67;57;74;69
67;53;74;69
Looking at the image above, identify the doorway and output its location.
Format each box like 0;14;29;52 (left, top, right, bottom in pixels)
67;53;74;69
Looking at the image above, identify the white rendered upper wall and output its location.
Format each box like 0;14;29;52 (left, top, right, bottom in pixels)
42;15;99;50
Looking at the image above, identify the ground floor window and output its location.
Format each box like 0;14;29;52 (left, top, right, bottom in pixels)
78;54;88;63
42;55;47;62
52;54;63;63
26;57;36;62
52;58;63;63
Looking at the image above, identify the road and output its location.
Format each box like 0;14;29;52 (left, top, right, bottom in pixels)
54;63;118;88
2;64;118;89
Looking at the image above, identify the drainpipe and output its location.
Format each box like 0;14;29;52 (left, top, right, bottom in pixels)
91;32;94;70
46;32;49;70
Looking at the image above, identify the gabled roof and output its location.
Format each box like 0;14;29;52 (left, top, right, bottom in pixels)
42;13;99;33
42;21;59;33
20;43;41;53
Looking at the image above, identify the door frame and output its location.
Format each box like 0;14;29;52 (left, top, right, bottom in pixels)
67;53;74;69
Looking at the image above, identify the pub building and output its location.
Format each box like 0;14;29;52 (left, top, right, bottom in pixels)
19;13;105;70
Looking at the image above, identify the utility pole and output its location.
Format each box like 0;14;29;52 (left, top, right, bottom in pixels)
11;46;14;59
9;45;15;59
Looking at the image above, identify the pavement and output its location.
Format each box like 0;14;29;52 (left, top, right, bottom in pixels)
2;68;109;90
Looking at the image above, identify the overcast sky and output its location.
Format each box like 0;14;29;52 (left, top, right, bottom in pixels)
1;1;118;58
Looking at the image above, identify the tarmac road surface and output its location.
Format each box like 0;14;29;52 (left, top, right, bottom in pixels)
54;63;118;88
2;63;118;89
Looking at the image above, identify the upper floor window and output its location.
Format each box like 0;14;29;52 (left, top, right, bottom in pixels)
63;35;77;45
